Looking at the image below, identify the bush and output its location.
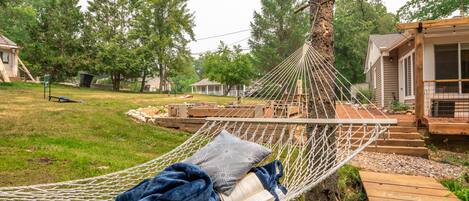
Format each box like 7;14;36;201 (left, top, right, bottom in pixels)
356;88;373;104
390;100;410;112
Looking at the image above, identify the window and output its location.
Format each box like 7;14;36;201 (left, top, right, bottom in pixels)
434;44;461;93
400;52;414;98
0;51;9;64
404;55;413;97
373;67;377;89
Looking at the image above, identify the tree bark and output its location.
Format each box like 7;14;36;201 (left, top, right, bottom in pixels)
159;64;165;92
224;85;233;96
140;70;147;93
305;0;339;200
112;72;121;91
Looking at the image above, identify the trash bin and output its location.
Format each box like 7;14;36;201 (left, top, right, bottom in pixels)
79;73;94;88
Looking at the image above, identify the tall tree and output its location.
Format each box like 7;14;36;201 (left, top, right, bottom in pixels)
334;0;396;84
201;43;256;96
398;0;469;22
28;0;84;80
249;0;309;72
86;0;139;91
304;0;340;200
132;0;194;92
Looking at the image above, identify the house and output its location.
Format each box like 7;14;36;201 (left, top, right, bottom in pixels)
0;35;20;81
191;78;246;96
364;17;469;134
144;77;172;92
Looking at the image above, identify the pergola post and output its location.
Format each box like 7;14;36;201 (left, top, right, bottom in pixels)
415;25;424;125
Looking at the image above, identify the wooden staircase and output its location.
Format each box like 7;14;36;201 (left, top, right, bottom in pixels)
353;120;429;158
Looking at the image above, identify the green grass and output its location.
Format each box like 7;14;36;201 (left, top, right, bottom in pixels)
442;174;469;201
0;82;234;187
338;165;367;201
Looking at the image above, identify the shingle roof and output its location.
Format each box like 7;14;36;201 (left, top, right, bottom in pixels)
0;35;18;47
369;33;405;49
191;78;221;86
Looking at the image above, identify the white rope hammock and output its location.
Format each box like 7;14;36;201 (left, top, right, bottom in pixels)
0;43;396;201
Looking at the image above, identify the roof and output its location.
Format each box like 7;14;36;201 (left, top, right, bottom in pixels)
191;78;221;86
0;35;18;47
369;33;405;49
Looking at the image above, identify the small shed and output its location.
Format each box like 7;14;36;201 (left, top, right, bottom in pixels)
0;35;20;82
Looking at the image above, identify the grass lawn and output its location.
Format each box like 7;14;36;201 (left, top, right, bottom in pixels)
0;82;235;187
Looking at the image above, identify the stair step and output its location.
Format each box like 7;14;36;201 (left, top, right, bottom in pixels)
397;121;416;127
354;145;429;158
352;132;423;140
349;126;418;133
351;138;425;147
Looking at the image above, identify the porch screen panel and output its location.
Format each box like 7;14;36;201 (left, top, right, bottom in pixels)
435;44;459;93
461;43;469;93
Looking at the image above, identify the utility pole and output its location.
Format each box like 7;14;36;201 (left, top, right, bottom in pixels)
296;0;339;200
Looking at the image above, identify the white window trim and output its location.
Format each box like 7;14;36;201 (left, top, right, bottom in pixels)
399;50;416;100
373;67;377;89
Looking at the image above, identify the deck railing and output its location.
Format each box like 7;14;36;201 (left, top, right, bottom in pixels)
424;79;469;119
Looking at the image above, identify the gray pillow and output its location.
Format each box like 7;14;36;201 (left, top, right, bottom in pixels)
185;130;272;195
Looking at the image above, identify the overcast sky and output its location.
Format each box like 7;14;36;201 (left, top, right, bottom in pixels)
78;0;409;55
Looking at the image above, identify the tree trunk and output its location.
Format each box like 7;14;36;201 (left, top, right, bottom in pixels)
140;70;147;93
224;85;233;96
159;64;165;92
112;72;121;91
305;0;339;201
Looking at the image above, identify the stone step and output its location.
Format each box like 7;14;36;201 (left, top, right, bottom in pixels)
351;138;425;147
353;145;429;158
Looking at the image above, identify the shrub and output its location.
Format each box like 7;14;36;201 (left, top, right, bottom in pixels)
390;100;410;112
356;88;373;104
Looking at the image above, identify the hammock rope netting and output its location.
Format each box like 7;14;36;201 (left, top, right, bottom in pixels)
0;42;397;200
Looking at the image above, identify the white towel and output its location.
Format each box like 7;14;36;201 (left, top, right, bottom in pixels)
218;173;274;201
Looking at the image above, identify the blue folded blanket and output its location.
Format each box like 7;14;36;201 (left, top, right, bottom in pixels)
116;163;219;201
116;161;287;201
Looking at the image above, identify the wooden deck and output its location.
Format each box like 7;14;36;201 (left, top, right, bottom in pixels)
425;117;469;135
360;171;459;201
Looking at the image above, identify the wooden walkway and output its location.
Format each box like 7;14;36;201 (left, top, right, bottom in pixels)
360;171;459;201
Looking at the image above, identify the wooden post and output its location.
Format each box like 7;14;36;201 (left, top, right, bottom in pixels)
415;26;424;125
18;58;36;82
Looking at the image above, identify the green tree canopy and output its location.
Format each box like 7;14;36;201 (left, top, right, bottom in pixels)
86;0;140;91
334;0;397;84
249;0;309;72
398;0;469;22
28;0;84;80
201;43;256;95
131;0;195;92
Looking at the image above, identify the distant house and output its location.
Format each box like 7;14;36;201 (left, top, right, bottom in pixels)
190;78;246;96
0;35;20;81
144;77;172;92
364;17;469;134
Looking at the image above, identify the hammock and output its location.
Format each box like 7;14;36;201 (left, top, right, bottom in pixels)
0;43;396;200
